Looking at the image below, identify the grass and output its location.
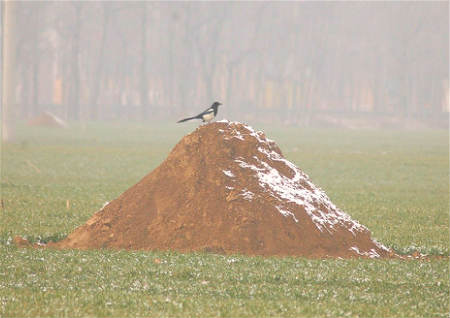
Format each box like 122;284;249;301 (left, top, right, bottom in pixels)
1;121;449;317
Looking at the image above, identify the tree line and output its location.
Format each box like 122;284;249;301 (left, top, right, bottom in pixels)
4;1;449;124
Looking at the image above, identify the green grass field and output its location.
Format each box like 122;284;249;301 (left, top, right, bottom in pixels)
1;122;449;317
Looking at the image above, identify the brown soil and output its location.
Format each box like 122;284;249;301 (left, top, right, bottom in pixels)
13;236;32;248
27;111;67;128
48;121;394;258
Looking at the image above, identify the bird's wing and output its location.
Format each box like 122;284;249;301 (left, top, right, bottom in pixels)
200;105;214;115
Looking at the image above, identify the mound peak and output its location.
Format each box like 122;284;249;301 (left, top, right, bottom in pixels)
50;120;392;258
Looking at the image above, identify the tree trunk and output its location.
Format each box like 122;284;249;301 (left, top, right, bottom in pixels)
67;3;82;121
2;1;17;142
31;7;40;117
89;4;110;120
168;6;175;113
139;3;149;119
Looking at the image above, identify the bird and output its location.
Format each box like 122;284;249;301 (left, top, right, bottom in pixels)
177;101;222;123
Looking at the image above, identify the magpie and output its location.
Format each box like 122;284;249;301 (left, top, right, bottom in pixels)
177;101;222;123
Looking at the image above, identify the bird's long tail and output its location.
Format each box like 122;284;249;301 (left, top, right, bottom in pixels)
177;116;198;123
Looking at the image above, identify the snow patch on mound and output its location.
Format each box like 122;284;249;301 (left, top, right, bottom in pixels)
223;170;235;178
240;189;255;201
217;121;369;235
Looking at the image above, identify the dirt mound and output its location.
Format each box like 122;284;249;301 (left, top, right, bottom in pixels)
49;120;393;258
28;111;67;128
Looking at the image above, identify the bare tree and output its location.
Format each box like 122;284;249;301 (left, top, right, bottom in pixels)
191;4;228;102
88;3;113;120
30;4;42;117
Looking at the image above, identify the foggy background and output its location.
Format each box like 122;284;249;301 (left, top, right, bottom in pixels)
2;1;449;132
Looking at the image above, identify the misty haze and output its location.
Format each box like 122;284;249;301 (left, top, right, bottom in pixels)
1;2;449;317
2;1;448;130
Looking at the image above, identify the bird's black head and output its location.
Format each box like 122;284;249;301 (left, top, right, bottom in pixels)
210;101;221;116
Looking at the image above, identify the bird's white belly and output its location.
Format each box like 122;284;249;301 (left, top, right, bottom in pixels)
203;112;214;122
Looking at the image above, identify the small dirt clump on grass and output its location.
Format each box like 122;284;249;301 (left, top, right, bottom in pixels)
27;111;68;128
48;120;393;258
